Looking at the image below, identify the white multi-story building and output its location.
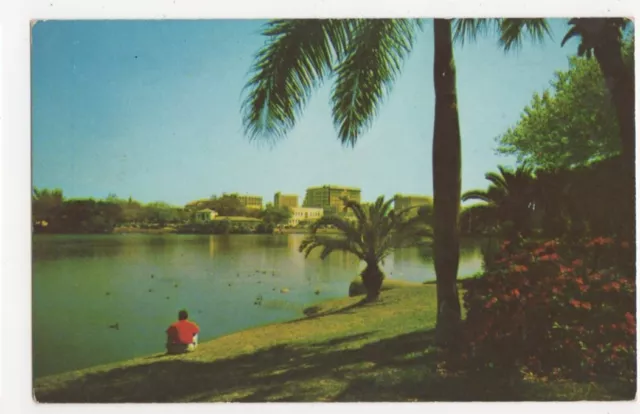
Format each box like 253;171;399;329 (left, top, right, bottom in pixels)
289;207;324;227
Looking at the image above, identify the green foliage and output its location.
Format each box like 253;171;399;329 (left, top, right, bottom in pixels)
453;237;636;384
32;187;64;225
243;18;548;145
32;188;189;234
453;18;551;51
496;40;633;169
533;155;634;241
462;165;535;238
561;18;631;59
464;155;634;241
209;194;248;217
259;205;292;225
299;196;432;300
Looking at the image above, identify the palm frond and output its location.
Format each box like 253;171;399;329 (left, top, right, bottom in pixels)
342;197;368;224
453;18;500;45
561;25;581;47
242;19;352;142
461;190;493;203
498;18;552;52
299;235;364;260
308;214;365;252
485;170;509;190
331;19;420;145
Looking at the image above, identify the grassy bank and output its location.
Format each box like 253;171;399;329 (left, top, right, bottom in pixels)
34;285;633;402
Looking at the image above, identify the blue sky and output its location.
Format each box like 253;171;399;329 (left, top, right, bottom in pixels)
32;19;580;206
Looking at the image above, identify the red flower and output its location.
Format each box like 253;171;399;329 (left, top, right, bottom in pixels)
581;302;592;310
559;265;573;274
552;286;561;294
575;277;584;285
570;299;581;308
625;312;635;326
484;297;498;308
586;236;614;247
511;288;521;298
590;272;602;281
543;240;557;248
579;284;589;293
510;264;528;273
611;282;621;291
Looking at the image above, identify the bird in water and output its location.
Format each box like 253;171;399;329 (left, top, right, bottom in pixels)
254;294;263;306
174;283;179;288
151;274;155;279
105;292;111;296
166;296;170;300
228;283;232;287
314;289;321;295
108;323;119;330
148;288;154;293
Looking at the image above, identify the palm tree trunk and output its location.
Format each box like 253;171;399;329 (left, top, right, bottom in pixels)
593;38;635;243
361;261;384;301
594;40;635;172
432;19;462;346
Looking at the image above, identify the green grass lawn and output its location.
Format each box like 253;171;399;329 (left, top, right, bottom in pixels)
34;285;634;402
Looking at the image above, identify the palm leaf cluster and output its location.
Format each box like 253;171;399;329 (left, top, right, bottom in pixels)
462;165;535;237
299;196;432;262
242;18;550;147
299;196;432;300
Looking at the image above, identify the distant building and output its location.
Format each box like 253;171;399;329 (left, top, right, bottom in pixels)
303;185;361;215
289;207;324;227
274;192;298;209
194;209;218;222
394;194;433;215
224;193;263;210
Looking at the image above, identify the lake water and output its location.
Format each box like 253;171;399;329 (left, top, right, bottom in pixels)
32;234;483;378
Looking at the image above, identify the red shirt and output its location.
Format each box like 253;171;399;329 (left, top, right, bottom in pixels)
166;319;200;345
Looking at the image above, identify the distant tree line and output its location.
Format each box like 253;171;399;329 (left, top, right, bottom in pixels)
32;190;292;235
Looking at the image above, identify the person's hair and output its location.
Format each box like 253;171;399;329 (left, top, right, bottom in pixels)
178;309;188;320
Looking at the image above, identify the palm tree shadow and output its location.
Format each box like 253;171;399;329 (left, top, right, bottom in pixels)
299;298;367;320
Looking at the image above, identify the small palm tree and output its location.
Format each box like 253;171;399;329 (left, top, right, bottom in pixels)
299;196;432;301
462;165;535;237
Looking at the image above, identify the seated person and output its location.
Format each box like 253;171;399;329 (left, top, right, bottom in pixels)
166;309;200;354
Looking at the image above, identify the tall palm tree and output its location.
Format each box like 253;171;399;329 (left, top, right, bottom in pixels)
242;18;549;344
299;196;432;301
561;18;635;245
462;165;536;238
561;18;634;169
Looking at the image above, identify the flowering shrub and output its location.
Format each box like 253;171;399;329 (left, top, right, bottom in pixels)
454;236;636;381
